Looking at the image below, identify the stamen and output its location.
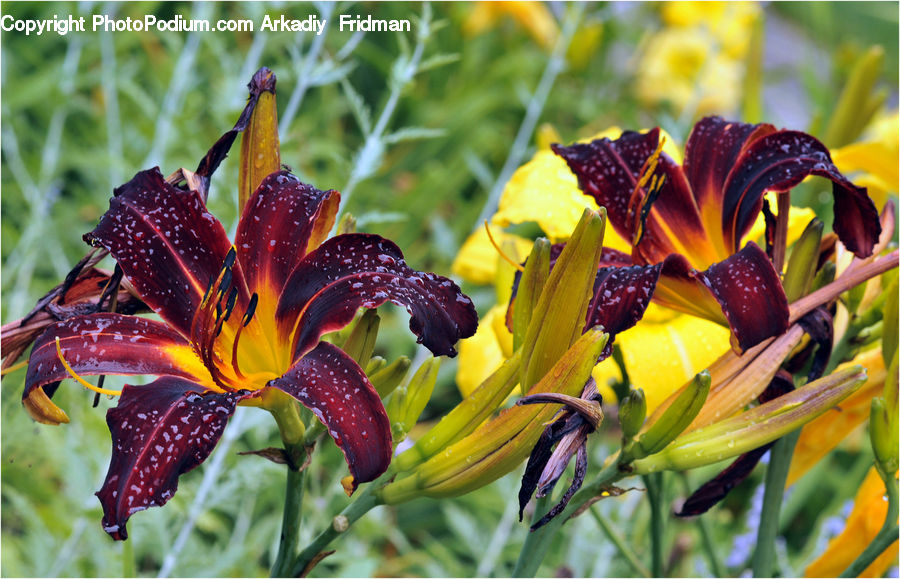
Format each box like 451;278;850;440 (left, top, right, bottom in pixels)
231;293;259;380
484;221;525;273
0;359;28;376
222;287;239;324
54;338;121;396
628;136;667;244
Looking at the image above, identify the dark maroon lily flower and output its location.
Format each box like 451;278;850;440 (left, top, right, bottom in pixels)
553;116;880;351
23;168;477;540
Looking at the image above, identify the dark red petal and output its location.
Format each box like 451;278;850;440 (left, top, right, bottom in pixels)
84;168;241;337
722;129;880;257
586;263;661;354
24;313;210;406
696;242;789;351
96;377;246;540
235;171;339;296
553;131;714;266
269;341;391;492
276;234;477;360
682;117;776;228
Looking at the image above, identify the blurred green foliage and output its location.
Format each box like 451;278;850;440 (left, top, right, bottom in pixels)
1;1;897;577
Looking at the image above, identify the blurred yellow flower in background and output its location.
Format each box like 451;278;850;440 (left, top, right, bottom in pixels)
804;467;899;578
832;110;899;209
635;1;761;116
463;2;559;51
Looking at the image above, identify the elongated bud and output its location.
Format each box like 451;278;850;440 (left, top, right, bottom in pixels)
811;261;836;292
633;366;867;473
628;371;710;460
883;280;898;368
618;388;646;441
513;238;551;353
366;356;386;375
870;397;898;477
394;352;522;472
239;68;280;210
379;328;607;503
341;309;380;366
824;45;886;148
387;358;440;439
783;218;823;302
370;356;411;399
521;209;606;392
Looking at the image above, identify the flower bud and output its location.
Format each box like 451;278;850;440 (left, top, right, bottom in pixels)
618;388;646;441
341;309;380;366
782;218;823;302
393;352;522;472
387;357;441;439
870;397;898;477
633;366;867;473
628;371;710;460
239;68;280;210
379;328;607;503
369;356;411;399
520;208;606;392
824;45;886;148
513;238;551;353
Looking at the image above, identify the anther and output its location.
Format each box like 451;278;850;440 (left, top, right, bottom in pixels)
243;293;259;327
222;287;239;323
224;246;237;269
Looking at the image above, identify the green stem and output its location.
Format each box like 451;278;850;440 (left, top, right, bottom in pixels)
271;459;308;578
289;481;383;577
589;507;650;577
839;472;899;578
267;392;310;578
122;532;134;578
512;460;625;577
678;473;724;577
752;430;800;577
644;472;666;577
511;494;554;578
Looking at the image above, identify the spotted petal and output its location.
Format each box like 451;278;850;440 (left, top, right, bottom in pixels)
84;168;244;338
276;234;478;360
269;341;392;492
235;171;339;297
24;313;213;424
96;377;246;540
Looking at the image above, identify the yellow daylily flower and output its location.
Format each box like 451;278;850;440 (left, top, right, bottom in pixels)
787;348;888;486
636;2;761;115
804;467;899;578
456;304;514;398
452;224;532;286
591;303;731;413
832;110;899;209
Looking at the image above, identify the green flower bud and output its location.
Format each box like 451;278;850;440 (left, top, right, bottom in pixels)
513;238;551;353
783;218;823;302
628;371;710;460
618;388;647;441
633;366;867;473
341;309;380;366
521;208;607;392
825;45;886;148
369;356;411;399
870;397;898;477
387;357;441;439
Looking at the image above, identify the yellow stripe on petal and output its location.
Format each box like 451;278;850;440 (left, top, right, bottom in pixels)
163;344;223;393
804;467;899;578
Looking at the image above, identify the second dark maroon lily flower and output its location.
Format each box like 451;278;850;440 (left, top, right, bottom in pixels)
553;116;880;351
23;168;477;540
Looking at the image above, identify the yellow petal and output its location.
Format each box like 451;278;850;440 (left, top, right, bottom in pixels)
832;141;898;209
804;467;899;578
592;303;731;412
456;305;511;398
788;347;887;486
451;226;532;285
462;2;558;51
